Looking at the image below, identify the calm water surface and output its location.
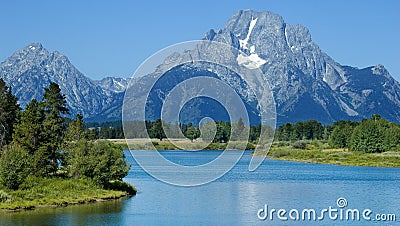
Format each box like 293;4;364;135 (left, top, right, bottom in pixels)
1;150;399;225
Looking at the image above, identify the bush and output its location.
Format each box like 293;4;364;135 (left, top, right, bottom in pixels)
106;180;137;195
270;148;291;158
350;123;381;153
329;124;355;148
18;176;40;190
383;124;400;151
0;145;30;190
65;140;131;187
344;116;400;153
0;190;12;203
274;141;291;147
292;141;307;149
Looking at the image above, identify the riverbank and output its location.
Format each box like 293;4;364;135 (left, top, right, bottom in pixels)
109;139;256;150
0;177;136;211
110;139;400;167
261;143;400;168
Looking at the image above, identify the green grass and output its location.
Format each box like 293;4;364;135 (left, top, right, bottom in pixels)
262;142;400;167
0;177;136;211
109;139;256;150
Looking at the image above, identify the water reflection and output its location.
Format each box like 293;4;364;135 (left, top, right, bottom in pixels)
0;198;127;226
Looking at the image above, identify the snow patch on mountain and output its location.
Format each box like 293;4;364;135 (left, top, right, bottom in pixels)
236;53;267;69
239;17;257;50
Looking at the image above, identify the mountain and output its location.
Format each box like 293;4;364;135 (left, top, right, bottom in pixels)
129;9;400;125
94;77;129;94
208;10;400;124
1;10;400;125
0;43;123;121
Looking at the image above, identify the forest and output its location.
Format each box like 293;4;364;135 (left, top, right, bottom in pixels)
0;79;135;210
87;116;400;154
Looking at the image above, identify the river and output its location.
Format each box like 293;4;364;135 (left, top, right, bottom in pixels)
1;150;399;225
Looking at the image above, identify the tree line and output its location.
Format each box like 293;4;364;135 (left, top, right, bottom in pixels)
0;78;130;190
144;117;263;143
86;121;124;139
96;114;400;154
275;115;400;153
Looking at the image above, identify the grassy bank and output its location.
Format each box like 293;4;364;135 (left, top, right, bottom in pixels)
0;177;136;211
109;139;255;150
110;139;400;167
261;141;400;168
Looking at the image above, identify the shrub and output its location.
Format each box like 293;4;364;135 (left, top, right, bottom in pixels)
65;140;131;187
106;180;137;195
329;124;355;148
271;148;291;158
346;116;400;153
292;141;307;149
0;145;30;190
18;176;40;190
0;190;12;203
350;118;385;153
383;124;400;151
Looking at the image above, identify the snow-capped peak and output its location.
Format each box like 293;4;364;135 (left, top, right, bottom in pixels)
239;17;258;50
236;17;267;69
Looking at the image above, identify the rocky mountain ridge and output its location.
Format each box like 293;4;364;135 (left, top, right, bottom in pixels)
203;10;400;124
0;43;123;121
1;10;400;125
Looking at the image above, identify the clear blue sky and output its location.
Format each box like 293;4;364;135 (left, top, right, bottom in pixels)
1;0;399;81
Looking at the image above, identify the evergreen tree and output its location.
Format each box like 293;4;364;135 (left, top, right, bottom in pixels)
215;121;231;143
382;123;400;151
40;82;69;175
13;99;44;153
0;78;20;147
200;121;216;142
328;121;357;148
293;122;305;140
231;118;246;141
350;118;384;153
249;124;261;142
65;140;130;187
276;122;294;141
149;119;166;141
184;125;200;142
65;114;87;141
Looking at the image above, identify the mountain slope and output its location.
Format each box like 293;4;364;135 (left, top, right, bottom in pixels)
0;43;122;121
94;77;129;94
1;10;400;125
126;9;400;125
203;10;400;124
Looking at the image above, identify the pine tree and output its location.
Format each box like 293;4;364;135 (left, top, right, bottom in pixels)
40;82;70;175
350;118;384;153
149;119;166;141
0;78;20;148
383;123;400;151
276;122;294;141
184;125;200;142
216;121;231;143
65;114;87;141
328;121;357;148
13;99;44;154
200;121;216;142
